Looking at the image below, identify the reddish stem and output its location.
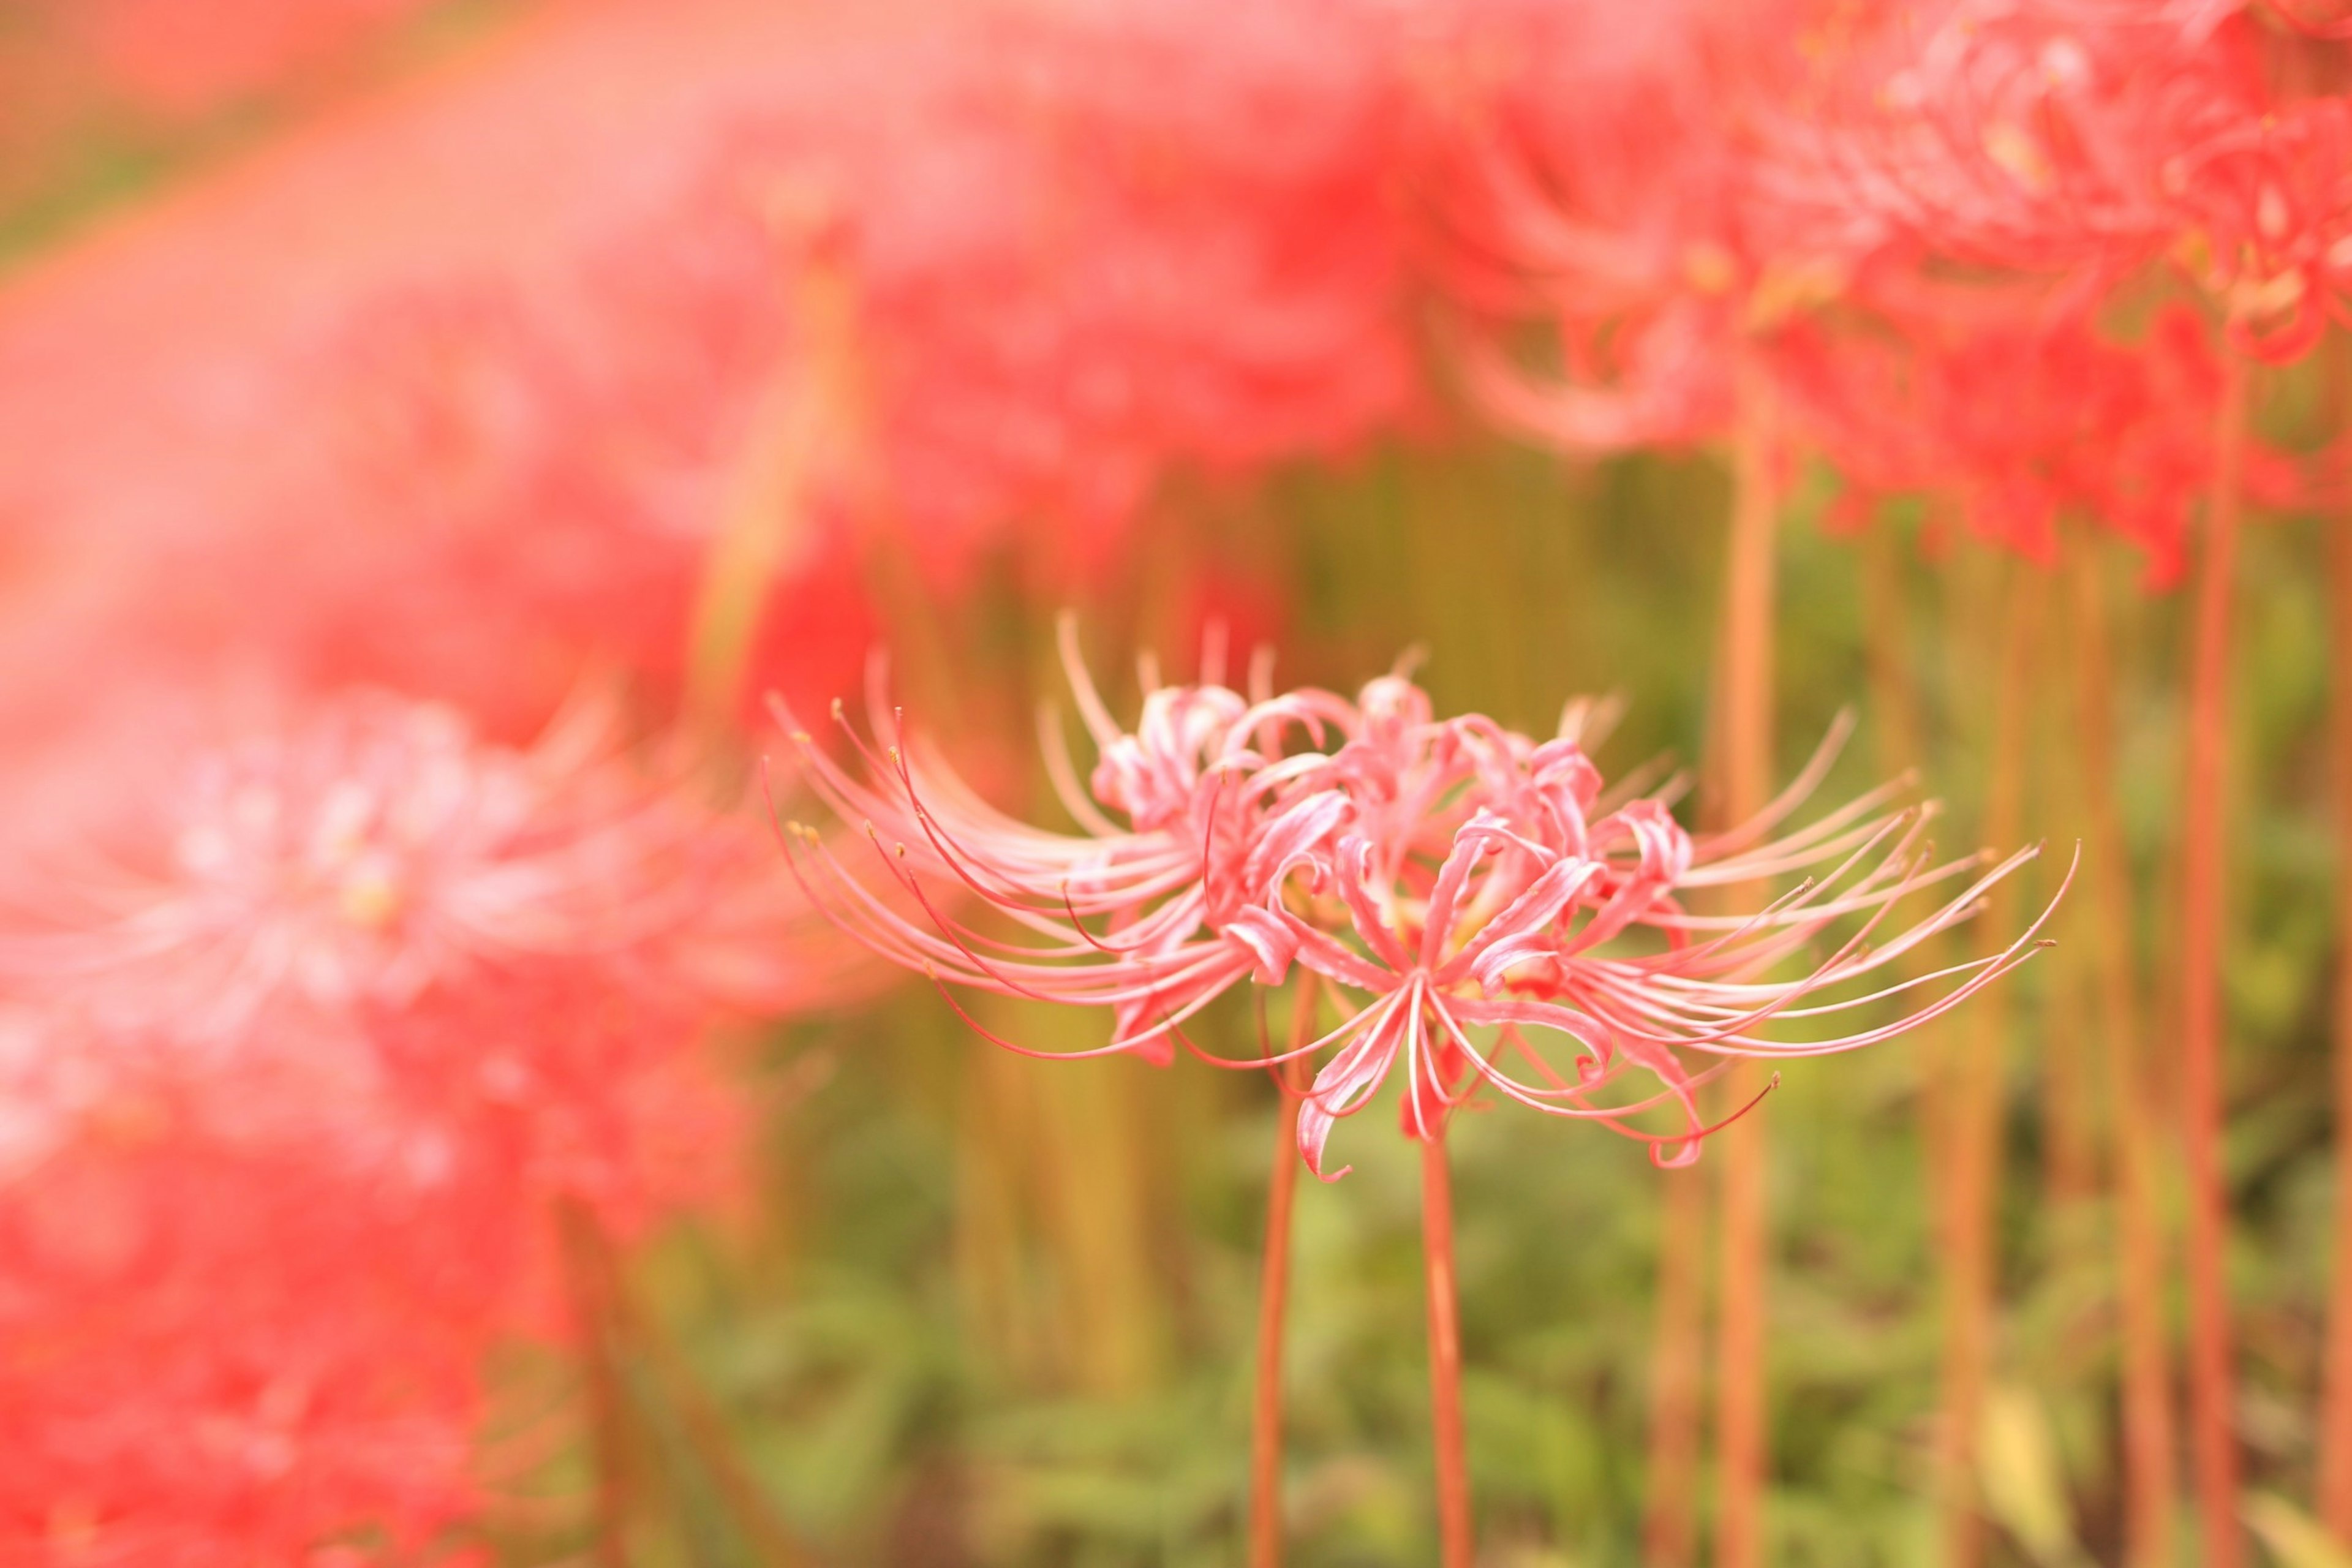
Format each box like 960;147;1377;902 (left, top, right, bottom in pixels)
1713;369;1777;1568
1422;1130;1475;1568
1640;1166;1706;1568
1251;974;1319;1568
1713;1085;1767;1568
1935;564;2038;1568
2181;350;2248;1568
2321;420;2352;1543
2068;551;2177;1568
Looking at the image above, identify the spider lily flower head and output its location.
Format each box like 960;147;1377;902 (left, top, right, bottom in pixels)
12;688;834;1038
1415;0;1882;455
2;685;846;1229
843;0;1420;579
2166;93;2352;360
1784;297;2245;586
771;624;1286;1068
775;635;2068;1179
1782;0;2251;276
1792;0;2352;363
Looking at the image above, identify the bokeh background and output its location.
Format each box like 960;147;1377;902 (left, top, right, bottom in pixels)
2;2;2345;1565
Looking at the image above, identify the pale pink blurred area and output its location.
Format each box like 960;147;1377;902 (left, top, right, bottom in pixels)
53;0;454;117
0;0;899;864
0;0;1420;845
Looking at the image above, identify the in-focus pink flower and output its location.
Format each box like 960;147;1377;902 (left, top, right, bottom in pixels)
776;633;2064;1179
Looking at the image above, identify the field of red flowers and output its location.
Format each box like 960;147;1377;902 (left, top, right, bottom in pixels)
5;2;2352;1564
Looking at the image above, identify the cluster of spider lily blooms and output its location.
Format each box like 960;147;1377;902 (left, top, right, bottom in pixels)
775;627;2068;1567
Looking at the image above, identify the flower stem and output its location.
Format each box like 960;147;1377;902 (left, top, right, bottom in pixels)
1935;560;2039;1568
1640;1165;1706;1568
2321;396;2352;1544
2181;347;2248;1568
1713;369;1777;1568
2067;549;2177;1568
1251;973;1319;1568
1422;1129;1475;1568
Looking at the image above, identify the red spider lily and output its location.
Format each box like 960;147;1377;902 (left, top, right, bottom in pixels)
0;687;844;1561
2170;94;2352;360
1417;0;1885;453
1779;2;2250;275
1791;1;2352;361
6;690;831;1038
0;684;842;1265
774;638;2065;1179
777;636;2062;1568
1785;299;2237;586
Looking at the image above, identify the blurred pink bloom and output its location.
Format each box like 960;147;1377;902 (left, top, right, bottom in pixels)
0;0;1420;749
1782;300;2246;584
836;0;1421;580
1417;0;1884;452
1786;0;2352;361
779;636;2062;1180
0;687;843;1562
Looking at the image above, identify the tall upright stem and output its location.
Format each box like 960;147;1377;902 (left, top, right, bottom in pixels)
1422;1129;1475;1568
2068;552;2177;1568
1251;973;1320;1568
1642;1167;1707;1568
2320;423;2352;1544
1936;564;2038;1568
2181;349;2249;1568
1714;372;1777;1568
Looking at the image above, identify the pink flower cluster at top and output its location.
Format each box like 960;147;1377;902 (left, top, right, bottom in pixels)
1438;0;2352;570
780;628;2061;1181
